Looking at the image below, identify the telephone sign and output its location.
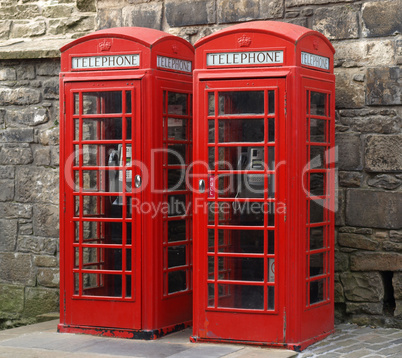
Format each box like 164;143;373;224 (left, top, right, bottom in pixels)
59;27;194;339
192;21;335;351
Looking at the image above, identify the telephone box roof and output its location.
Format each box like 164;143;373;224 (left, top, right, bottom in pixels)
195;21;335;53
60;27;194;53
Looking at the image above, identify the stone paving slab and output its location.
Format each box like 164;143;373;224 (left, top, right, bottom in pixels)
0;320;297;358
297;324;402;358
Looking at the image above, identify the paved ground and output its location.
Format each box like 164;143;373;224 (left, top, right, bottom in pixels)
0;320;400;358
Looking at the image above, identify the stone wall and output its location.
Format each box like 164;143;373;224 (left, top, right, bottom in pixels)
0;0;401;328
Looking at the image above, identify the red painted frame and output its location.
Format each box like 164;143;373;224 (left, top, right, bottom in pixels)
59;27;194;338
192;21;335;351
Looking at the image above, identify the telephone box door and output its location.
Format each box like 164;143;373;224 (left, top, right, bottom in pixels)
194;77;287;342
63;80;142;329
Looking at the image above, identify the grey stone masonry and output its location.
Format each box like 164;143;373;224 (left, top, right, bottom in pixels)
0;0;401;330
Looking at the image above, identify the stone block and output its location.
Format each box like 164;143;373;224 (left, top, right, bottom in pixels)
17;236;57;255
0;202;32;219
16;64;35;80
346;302;383;315
0;20;11;39
341;115;400;134
43;78;59;100
42;4;74;18
0;5;40;20
368;175;402;190
395;300;402;318
34;255;57;267
313;5;359;40
167;0;214;27
339;172;362;188
37;268;59;288
5;107;49;128
362;0;402;38
50;146;59;166
18;221;33;235
346;189;402;229
0;252;35;286
0;144;33;165
0;87;41;105
338;233;380;251
38;127;59;146
15;166;59;205
336;133;362;170
218;0;253;23
0;166;14;179
77;0;96;12
383;240;402;252
0;219;17;251
10;20;46;38
33;146;51;166
0;179;14;201
33;204;59;238
335;69;365;108
0;67;16;81
340;272;384;302
286;0;355;6
0;128;34;143
335;249;349;272
365;135;402;172
122;3;163;30
23;287;59;318
335;189;345;226
334;279;345;303
36;60;60;76
261;0;284;19
96;9;123;29
350;252;402;271
0;284;24;313
366;67;401;106
393;272;402;300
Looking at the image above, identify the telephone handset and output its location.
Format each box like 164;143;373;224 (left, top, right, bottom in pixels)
244;147;264;187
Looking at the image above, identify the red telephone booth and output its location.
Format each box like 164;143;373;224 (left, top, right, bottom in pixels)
58;27;194;338
192;21;335;351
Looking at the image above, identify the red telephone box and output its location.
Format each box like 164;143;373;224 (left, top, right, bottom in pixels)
192;21;335;351
58;27;194;338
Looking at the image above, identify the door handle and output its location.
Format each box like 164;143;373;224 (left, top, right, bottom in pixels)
134;175;142;188
199;179;205;193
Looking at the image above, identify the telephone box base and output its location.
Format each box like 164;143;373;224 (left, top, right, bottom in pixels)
58;321;192;340
190;329;334;352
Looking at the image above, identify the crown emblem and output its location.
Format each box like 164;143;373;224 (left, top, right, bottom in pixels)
99;40;112;52
172;44;179;54
313;39;319;51
238;34;251;47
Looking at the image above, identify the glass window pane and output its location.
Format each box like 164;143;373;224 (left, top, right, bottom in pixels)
268;118;275;142
74;93;79;115
268;90;275;114
268;286;275;310
168;245;186;268
168;220;186;242
310;226;324;250
81;118;122;141
218;284;263;310
210;201;268;226
310;253;324;277
309;173;325;196
168;144;186;165
208;92;215;116
310;279;325;304
168;194;187;217
168;270;186;293
218;257;263;281
217;229;264;253
310;118;326;142
82;273;122;297
309;199;325;223
168;169;186;191
310;146;327;169
218;119;264;142
310;92;326;116
208;283;214;307
125;91;132;113
167;118;187;140
168;92;188;115
83;91;123;114
219;91;264;115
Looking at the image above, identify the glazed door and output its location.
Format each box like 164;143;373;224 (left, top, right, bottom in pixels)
193;78;286;342
63;80;142;329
